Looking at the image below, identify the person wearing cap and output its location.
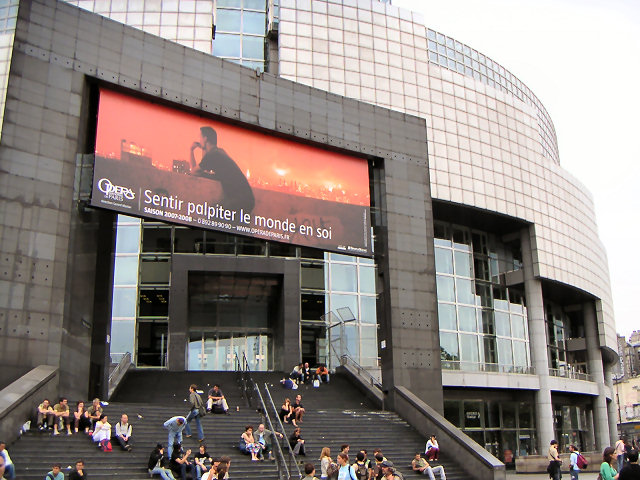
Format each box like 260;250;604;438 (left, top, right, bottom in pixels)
148;444;176;480
380;460;403;480
412;453;446;480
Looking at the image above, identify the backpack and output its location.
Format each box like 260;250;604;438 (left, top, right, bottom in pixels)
101;439;112;452
353;462;368;480
326;462;340;478
576;452;588;469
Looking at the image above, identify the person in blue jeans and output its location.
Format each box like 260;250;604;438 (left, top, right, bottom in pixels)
184;384;205;443
163;416;187;457
148;444;177;480
569;444;580;480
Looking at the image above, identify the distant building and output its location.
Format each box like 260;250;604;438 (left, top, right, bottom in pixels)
173;160;191;175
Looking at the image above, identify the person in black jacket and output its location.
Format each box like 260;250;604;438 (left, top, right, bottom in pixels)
148;444;176;480
289;427;306;456
69;460;87;480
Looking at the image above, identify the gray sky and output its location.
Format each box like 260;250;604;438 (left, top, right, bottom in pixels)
391;0;639;339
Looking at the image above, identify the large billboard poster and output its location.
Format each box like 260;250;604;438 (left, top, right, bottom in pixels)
90;89;372;256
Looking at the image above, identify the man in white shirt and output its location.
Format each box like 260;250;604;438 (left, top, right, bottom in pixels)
115;413;133;451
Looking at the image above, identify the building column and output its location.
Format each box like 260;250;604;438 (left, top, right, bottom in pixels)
604;363;619;444
521;227;554;455
584;301;612;450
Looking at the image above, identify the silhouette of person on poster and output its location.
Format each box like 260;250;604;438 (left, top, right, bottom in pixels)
190;126;255;213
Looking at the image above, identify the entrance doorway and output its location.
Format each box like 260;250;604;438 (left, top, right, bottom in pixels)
136;321;168;367
187;332;272;370
301;321;328;367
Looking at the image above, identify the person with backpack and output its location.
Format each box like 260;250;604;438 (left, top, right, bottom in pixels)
352;452;370;480
569;445;586;480
337;453;356;480
184;384;205;444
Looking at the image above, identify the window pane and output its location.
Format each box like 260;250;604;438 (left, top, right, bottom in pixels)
444;400;461;427
360;325;377;361
344;324;358;357
495;311;511;337
330;263;357;292
243;0;266;10
460;334;479;363
435;247;453;274
217;0;240;7
216;9;242;31
454;251;472;277
458;306;477;332
440;332;459;361
502;402;516;428
140;257;170;285
483;336;497;364
301;263;325;289
329;294;358;320
242;11;265;34
513;340;528;367
142;227;171;253
511;314;526;339
480;309;495;335
112;287;136;317
438;303;456;330
497;338;513;366
174;228;204;253
242;35;264;59
139;289;169;317
114;256;139;285
110;319;136;354
360;296;376;324
213;33;241;57
115;225;140;253
359;266;375;294
463;400;482;428
301;293;325;321
456;278;475;305
436;275;455;302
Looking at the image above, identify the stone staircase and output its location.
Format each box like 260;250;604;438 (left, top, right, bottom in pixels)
8;370;465;479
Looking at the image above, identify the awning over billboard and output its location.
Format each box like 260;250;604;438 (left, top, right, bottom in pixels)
90;89;372;256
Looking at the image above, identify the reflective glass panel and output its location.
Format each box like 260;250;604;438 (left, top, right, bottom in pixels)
142;227;171;253
173;228;204;254
110;319;136;354
359;266;375;294
213;33;241;57
242;11;265;34
112;287;136;317
242;35;264;59
244;0;266;10
519;402;532;428
495;311;510;337
511;314;526;339
344;324;358;357
440;332;459;361
115;225;140;253
114;256;139;286
330;263;357;292
497;338;513;366
360;325;377;362
502;402;516;428
360;296;376;324
436;275;455;302
458;305;477;332
438;303;456;330
513;340;528;367
480;309;495;335
329;294;358;320
460;334;479;363
301;263;325;289
444;400;461;427
435;247;454;274
455;278;475;305
140;257;170;285
217;0;241;7
483;336;497;364
463;400;483;428
455;252;471;277
216;9;242;31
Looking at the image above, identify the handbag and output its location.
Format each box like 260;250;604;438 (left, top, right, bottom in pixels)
313;379;320;388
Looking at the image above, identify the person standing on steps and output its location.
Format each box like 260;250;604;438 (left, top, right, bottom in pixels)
184;384;206;444
164;416;187;457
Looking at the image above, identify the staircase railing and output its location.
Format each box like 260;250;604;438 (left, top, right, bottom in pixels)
253;384;292;480
263;383;302;480
107;352;132;399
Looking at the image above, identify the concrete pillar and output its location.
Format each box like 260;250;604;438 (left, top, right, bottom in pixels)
604;363;619;444
521;227;554;455
584;301;612;451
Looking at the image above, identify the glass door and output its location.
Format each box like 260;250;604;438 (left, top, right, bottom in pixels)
188;332;271;370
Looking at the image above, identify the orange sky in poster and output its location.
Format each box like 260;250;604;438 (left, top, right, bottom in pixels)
95;89;370;206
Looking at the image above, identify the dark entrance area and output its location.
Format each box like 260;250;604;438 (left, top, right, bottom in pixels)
186;272;281;370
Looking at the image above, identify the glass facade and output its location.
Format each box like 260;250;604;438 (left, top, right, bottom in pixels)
0;1;18;141
108;217;377;370
426;28;559;165
553;403;589;452
213;0;267;71
545;301;590;379
444;398;536;462
435;221;531;374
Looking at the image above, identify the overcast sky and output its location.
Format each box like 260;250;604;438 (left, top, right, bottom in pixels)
391;0;639;339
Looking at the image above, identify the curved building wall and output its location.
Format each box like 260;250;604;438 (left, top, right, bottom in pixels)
276;0;616;353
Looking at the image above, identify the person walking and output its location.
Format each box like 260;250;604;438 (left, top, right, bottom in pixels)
184;384;206;444
619;449;640;480
616;438;627;473
569;445;580;480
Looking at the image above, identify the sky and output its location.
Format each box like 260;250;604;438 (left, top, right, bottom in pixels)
391;0;639;339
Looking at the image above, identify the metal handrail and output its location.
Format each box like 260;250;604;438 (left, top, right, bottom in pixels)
340;353;382;389
263;383;302;480
253;384;290;480
108;352;132;398
441;360;536;375
549;367;593;382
